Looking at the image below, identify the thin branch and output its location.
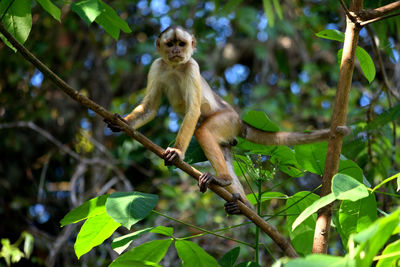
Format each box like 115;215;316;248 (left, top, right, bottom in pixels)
360;11;400;26
0;22;298;257
0;0;15;22
359;1;400;20
339;0;357;23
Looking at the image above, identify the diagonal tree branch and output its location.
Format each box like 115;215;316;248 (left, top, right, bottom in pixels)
0;22;298;257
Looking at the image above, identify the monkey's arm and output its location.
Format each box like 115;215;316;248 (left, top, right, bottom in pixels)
165;71;202;163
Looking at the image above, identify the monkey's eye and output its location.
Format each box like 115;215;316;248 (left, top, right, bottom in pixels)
166;42;174;47
178;41;186;47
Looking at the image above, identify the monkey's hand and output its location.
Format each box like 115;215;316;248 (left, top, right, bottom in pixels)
198;172;232;193
224;193;242;215
104;113;128;132
164;147;183;166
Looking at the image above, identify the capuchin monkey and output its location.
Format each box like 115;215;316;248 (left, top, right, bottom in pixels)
106;26;347;214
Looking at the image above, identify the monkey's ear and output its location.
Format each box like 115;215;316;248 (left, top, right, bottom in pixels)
156;38;161;50
191;35;197;49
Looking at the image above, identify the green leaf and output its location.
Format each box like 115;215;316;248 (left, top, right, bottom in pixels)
283;254;355;267
315;29;345;42
294;142;327;175
95;0;131;40
21;231;34;258
184;137;207;164
286;192;319;256
242;110;280;132
376;239;400;267
111;227;153;255
0;0;32;44
356;46;376;83
272;0;283;19
36;0;61;21
262;0;274;27
60;194;109;226
337;49;343;65
74;212;120;259
332;174;369;201
150;226;173;237
292;193;335;231
338;193;377;245
106;191;158;229
247;192;287;205
175;240;219;267
352;210;400;267
218;246;240;267
110;240;172;266
71;0;102;25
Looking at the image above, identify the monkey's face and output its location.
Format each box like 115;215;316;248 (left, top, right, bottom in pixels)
157;27;196;65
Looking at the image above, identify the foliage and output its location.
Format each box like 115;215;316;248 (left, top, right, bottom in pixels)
1;0;400;266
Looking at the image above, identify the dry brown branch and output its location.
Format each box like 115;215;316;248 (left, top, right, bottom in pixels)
0;22;298;257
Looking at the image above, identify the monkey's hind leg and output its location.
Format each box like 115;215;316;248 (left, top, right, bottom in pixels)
194;110;241;192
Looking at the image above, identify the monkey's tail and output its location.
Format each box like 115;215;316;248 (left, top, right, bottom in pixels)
239;122;332;146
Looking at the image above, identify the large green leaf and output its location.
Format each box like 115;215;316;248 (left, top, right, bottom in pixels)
315;29;345;42
218;246;240;267
356;46;376;83
352;210;400;267
286;192;319;255
292;193;335;231
95;0;131;40
71;0;102;25
60;194;109;226
110;239;172;266
376;239;400;267
294;142;327;175
332;174;369;201
105;191;158;229
36;0;61;21
338;193;377;245
0;0;32;44
111;227;153;255
74;212;120;259
175;240;218;267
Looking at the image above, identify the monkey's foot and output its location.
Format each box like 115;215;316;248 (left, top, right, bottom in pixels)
198;172;231;193
224;193;242;215
104;113;127;132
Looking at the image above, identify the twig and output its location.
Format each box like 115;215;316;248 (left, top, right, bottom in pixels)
359;1;400;20
0;22;298;257
360;12;400;26
338;0;357;23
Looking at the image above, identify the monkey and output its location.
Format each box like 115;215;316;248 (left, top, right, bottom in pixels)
105;26;346;213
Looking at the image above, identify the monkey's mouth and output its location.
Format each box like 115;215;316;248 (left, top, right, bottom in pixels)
170;55;184;61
